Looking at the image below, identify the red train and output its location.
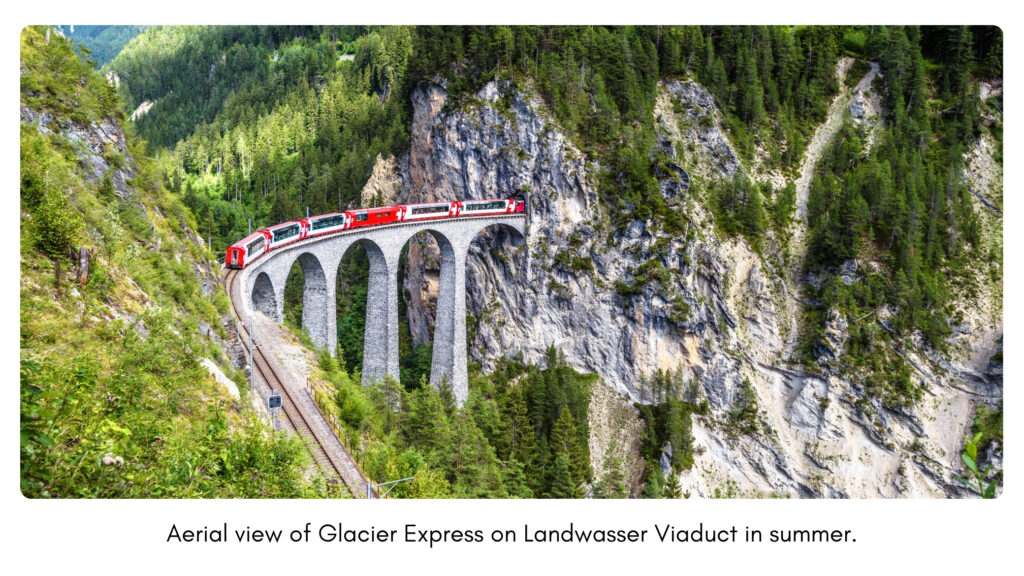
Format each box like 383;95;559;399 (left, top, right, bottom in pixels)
225;198;525;269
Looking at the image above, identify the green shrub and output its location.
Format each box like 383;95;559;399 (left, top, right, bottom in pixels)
31;187;82;259
570;256;594;273
103;144;126;170
98;171;116;202
973;404;1003;457
728;377;760;435
335;379;370;428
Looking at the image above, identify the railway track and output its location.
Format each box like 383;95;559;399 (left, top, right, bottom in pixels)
225;268;373;498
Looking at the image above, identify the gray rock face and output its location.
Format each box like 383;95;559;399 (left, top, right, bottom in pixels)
380;75;1000;498
815;308;848;364
662;80;741;178
849;94;866;120
21;105;137;201
395;79;733;399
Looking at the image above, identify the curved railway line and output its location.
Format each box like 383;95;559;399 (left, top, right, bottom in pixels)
225;268;374;498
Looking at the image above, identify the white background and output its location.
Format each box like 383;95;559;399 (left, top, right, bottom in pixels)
4;2;1018;573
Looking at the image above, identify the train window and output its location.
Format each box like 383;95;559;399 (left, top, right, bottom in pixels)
246;238;265;255
311;215;345;230
411;204;449;215
356;213;368;222
272;224;299;242
463;200;507;211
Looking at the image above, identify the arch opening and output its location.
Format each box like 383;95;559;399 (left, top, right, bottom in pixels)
283;252;330;350
251;271;278;320
335;238;398;388
336;242;372;373
398;229;456;391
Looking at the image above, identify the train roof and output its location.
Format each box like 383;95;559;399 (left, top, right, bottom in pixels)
230;231;268;248
306;211;345;220
264;220;303;231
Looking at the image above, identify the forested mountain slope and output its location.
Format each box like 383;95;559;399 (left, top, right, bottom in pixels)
58;25;147;68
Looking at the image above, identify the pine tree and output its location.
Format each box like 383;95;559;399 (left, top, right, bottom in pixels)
449;410;506;498
547;454;576;498
549;405;589;486
662;472;683;499
501;385;536;467
268;187;297;224
403;384;452;465
641;466;664;499
744;182;765;245
502;458;534;498
666;400;694;471
595;437;628;498
437;375;457;419
530;433;551;495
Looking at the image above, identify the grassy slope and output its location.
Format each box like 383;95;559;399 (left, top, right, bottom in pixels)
20;26;325;498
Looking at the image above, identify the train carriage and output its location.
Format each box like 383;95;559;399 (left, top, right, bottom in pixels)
346;206;401;229
225;231;270;269
457;198;524;216
265;220;305;250
225;197;525;269
303;212;350;238
400;201;457;222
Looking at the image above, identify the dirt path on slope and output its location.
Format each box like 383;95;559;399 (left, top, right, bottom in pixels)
782;59;880;360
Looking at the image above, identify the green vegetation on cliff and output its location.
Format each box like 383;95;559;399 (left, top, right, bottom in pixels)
799;26;1002;407
108;25;409;255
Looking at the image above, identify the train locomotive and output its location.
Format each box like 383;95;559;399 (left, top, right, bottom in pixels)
225;198;525;269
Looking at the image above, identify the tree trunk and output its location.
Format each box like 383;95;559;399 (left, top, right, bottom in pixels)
77;247;91;286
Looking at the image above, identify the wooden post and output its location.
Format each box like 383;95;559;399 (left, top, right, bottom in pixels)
77;247;92;286
54;259;61;291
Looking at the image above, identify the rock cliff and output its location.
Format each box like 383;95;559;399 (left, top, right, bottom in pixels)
368;72;1001;498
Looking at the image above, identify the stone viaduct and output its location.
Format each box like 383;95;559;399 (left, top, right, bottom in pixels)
238;214;526;405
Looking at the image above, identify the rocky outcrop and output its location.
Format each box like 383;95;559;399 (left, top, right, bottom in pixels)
661;80;741;178
360;153;405;208
395;79;738;400
130;100;153;121
21;103;222;351
21;105;137;201
962;132;1003;213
